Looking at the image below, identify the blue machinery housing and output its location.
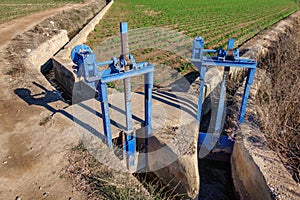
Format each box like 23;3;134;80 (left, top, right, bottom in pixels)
71;23;257;169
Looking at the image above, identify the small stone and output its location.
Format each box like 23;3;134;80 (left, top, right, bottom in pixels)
50;21;54;25
7;156;11;159
39;186;42;190
15;196;21;200
43;192;48;198
25;49;31;53
3;161;7;164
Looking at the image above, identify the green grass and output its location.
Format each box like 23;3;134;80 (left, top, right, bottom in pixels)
0;0;84;24
88;0;298;49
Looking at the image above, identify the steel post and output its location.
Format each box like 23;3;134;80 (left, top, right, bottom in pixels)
97;82;113;148
238;68;256;122
197;65;207;123
144;71;153;169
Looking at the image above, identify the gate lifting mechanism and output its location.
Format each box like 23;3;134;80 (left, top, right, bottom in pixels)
71;22;154;170
191;37;257;150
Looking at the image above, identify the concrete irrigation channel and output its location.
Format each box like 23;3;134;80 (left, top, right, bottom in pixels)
2;0;299;198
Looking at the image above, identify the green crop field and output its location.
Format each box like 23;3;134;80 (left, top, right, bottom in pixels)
89;0;298;49
0;0;83;24
86;0;298;74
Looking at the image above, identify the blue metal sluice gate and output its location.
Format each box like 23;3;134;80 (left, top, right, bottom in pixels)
70;21;257;169
71;22;154;170
191;37;257;151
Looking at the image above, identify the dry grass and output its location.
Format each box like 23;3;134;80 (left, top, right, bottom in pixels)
65;143;184;200
65;143;150;200
257;30;300;183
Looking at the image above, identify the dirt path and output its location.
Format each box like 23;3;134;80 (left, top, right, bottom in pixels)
0;0;93;47
0;1;101;199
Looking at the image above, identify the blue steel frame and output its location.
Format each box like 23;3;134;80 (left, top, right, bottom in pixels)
191;37;257;149
71;22;154;170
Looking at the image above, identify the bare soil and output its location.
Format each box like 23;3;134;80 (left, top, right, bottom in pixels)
0;0;106;199
0;0;95;47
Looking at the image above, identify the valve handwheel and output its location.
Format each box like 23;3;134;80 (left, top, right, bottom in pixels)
70;44;93;64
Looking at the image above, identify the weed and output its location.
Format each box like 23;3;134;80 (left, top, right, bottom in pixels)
257;30;300;183
66;142;183;200
107;82;115;88
178;62;193;73
39;115;52;126
5;66;25;76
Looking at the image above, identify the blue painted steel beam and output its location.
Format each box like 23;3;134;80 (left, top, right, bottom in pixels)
96;60;113;66
197;66;206;123
203;50;218;53
227;38;235;50
144;71;153;166
100;65;154;83
191;58;257;68
191;37;205;71
238;68;256;122
192;37;207;123
97;82;113;148
198;132;234;150
85;62;151;82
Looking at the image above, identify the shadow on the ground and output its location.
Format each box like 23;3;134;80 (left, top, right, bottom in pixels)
14;81;108;141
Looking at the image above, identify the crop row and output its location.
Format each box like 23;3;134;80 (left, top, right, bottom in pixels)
0;0;83;24
88;0;297;48
87;0;298;72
